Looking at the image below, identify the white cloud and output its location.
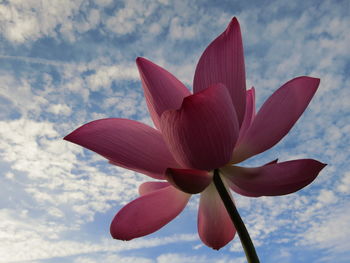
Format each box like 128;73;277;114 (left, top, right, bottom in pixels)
299;201;350;258
86;64;139;91
0;118;146;223
316;189;338;205
0;74;48;117
105;0;158;35
169;17;197;40
0;0;85;43
48;104;72;116
0;1;349;262
0;217;197;263
74;254;152;263
337;172;350;193
93;0;113;8
157;253;246;263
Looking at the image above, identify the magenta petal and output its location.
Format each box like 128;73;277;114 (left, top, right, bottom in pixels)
193;17;246;126
139;182;170;196
136;57;191;129
237;87;256;144
225;180;261;197
232;76;320;163
110;186;190;240
198;182;236;249
221;159;326;196
161;84;239;171
64;118;179;179
223;158;278;197
166;168;212;194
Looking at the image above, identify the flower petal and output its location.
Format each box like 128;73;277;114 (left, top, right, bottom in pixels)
139;182;170;196
160;84;239;171
232;76;320;163
136;57;191;129
110;186;190;240
221;159;326;196
193;17;246;126
198;182;236;250
64;118;179;179
166;168;212;194
237;87;256;143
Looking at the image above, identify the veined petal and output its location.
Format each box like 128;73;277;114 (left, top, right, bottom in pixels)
232;76;320;163
110;185;190;240
198;182;236;250
160;84;239;171
64;118;179;179
222;158;278;197
194;17;246;126
221;159;326;196
139;182;170;196
166;168;212;194
237;87;256;143
136;57;191;129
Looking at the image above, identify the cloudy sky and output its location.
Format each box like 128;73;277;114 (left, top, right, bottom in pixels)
0;0;349;262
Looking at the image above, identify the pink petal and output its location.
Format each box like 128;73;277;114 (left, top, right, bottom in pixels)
64;118;179;179
237;87;256;143
225;180;261;197
221;159;326;196
166;168;212;194
193;17;246;126
232;76;320;163
110;185;190;240
139;182;170;196
198;182;236;250
160;84;239;171
223;159;278;197
136;57;191;129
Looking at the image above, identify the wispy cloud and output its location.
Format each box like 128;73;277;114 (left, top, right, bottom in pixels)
0;0;349;262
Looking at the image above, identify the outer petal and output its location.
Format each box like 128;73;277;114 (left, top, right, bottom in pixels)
110;186;190;240
136;57;191;129
161;84;239;171
139;182;170;196
64;118;179;179
193;17;246;126
237;87;255;144
232;77;320;163
221;159;326;196
222;158;278;197
198;182;236;250
166;168;212;194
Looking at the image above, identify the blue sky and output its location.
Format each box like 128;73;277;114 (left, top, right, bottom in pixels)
0;0;349;262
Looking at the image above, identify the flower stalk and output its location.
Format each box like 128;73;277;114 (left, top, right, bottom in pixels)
213;169;260;263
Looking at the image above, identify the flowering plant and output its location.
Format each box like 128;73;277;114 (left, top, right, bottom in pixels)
65;17;325;261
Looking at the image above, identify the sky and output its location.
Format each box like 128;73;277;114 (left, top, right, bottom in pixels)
0;0;349;262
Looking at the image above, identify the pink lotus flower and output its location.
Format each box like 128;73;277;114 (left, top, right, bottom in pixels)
64;17;325;250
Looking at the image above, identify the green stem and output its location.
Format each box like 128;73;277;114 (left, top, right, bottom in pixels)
213;169;260;263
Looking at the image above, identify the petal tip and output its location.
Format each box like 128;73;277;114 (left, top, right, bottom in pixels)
320;162;327;169
229;17;239;26
305;76;321;87
63;128;80;143
226;17;241;33
294;76;321;87
136;56;147;67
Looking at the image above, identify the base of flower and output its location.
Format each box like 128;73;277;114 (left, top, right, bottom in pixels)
213;169;260;263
